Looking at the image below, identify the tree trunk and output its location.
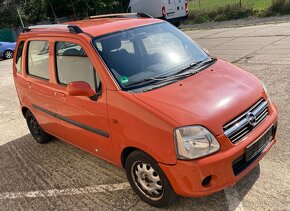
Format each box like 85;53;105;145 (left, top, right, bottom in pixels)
70;0;77;20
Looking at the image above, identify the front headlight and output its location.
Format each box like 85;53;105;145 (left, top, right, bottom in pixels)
174;126;220;160
261;81;271;102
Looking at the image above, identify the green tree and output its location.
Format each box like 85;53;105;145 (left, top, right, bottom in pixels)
0;0;131;27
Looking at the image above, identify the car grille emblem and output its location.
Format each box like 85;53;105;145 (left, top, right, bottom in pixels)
246;112;257;126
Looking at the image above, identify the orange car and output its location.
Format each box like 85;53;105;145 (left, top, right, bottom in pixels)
13;13;278;207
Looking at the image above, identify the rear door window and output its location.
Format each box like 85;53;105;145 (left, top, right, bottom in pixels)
55;41;99;90
27;41;49;80
15;41;24;73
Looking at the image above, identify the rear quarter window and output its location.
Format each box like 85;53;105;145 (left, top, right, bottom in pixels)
15;41;25;73
27;41;49;80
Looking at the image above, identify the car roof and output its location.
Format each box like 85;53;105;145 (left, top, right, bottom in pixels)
67;18;163;37
22;18;163;38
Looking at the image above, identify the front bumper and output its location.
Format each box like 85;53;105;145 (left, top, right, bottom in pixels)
159;102;278;197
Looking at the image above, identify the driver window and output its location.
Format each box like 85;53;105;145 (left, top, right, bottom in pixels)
55;41;100;90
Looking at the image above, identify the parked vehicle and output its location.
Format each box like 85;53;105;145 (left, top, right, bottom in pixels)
128;0;188;26
0;41;16;59
13;14;278;207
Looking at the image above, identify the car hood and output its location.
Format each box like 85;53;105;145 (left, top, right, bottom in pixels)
133;59;264;135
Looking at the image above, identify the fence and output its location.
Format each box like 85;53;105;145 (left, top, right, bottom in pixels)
0;29;18;42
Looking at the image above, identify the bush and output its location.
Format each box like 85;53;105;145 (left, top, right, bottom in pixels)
189;4;253;24
265;0;290;16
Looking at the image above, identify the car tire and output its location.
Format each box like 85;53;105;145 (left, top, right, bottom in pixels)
3;50;13;59
26;110;52;144
125;150;178;207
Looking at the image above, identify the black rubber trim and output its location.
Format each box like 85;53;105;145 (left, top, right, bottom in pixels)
32;104;109;138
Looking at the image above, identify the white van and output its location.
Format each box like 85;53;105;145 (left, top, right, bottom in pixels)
128;0;188;26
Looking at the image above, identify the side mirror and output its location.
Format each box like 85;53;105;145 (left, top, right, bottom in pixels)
67;81;98;100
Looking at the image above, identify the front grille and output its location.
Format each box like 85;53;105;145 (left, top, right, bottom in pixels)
224;99;269;144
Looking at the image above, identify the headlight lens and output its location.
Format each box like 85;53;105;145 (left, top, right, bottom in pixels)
261;81;271;102
174;126;220;160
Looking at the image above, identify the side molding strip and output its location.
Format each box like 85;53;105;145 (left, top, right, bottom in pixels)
32;104;109;138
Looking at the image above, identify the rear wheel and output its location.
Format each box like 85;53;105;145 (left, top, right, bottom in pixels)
125;150;178;207
26;110;52;144
4;50;13;59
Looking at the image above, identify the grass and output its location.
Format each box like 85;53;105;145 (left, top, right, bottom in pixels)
189;0;273;12
188;4;253;23
186;0;290;24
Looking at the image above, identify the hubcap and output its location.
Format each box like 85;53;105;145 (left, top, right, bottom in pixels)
131;162;163;200
5;51;13;59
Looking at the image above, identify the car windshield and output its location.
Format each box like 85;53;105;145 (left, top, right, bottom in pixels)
92;22;209;90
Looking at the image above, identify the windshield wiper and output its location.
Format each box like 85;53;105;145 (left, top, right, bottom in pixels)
124;69;199;89
123;77;161;89
172;60;204;76
170;57;217;77
123;61;202;89
124;57;217;90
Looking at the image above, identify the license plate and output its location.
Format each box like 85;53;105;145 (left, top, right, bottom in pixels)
245;125;274;162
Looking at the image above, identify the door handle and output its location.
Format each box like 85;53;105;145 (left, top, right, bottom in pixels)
55;92;66;98
27;81;32;89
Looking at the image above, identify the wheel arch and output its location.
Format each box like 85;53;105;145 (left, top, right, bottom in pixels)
21;106;29;118
121;146;158;169
4;49;14;54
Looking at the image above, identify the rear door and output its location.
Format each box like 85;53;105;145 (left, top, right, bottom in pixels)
24;39;59;134
50;38;113;161
13;40;26;102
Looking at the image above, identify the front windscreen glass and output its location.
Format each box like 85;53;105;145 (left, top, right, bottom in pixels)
93;22;209;90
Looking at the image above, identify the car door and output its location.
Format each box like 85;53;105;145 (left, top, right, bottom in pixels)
0;42;3;56
24;39;59;134
13;40;27;108
50;39;113;161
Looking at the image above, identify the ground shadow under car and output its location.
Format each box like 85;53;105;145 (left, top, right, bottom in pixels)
0;134;260;210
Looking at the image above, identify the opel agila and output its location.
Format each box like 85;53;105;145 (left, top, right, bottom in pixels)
13;13;278;207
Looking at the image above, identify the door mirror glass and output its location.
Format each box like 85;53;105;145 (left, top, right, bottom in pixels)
67;81;97;99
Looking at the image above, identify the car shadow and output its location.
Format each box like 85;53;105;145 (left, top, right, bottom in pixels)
0;134;260;210
0;134;128;191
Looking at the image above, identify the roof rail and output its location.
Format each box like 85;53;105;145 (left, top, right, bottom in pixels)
22;24;84;34
89;13;152;19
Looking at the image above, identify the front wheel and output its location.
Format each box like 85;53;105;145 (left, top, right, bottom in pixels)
125;150;178;207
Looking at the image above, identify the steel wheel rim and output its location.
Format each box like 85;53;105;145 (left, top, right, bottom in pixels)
29;115;41;140
5;51;13;59
131;161;164;201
